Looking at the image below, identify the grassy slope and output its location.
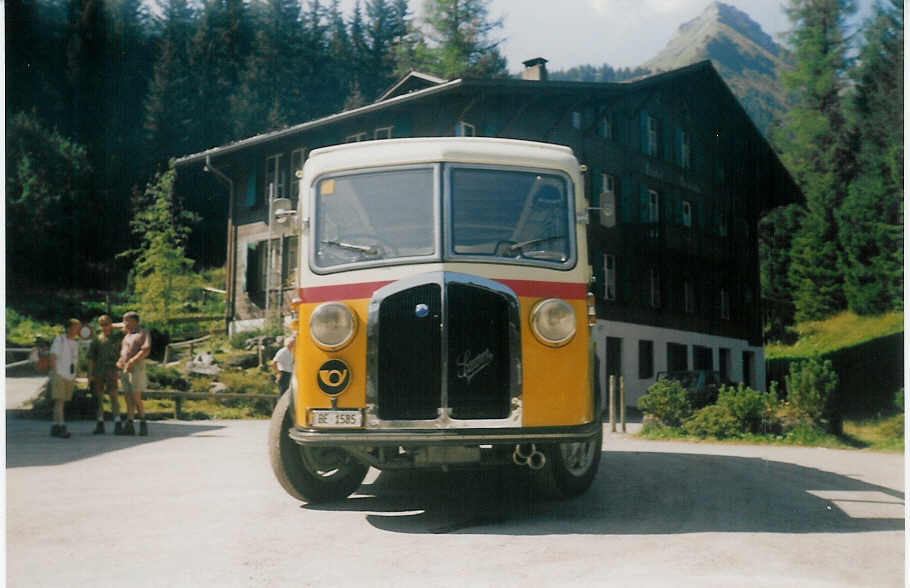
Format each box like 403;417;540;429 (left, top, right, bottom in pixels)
765;311;904;359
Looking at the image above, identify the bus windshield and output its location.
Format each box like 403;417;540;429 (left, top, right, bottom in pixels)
449;167;571;264
312;164;573;271
314;168;436;269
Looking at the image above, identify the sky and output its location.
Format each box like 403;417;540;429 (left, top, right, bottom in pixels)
337;0;876;72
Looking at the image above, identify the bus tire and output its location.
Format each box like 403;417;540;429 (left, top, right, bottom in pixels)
537;426;602;499
268;391;368;503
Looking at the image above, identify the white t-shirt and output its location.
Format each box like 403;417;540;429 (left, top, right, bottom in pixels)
272;346;294;373
50;335;78;380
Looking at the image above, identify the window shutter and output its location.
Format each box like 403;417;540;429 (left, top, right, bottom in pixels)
245;169;257;207
620;177;633;223
590;167;600;207
663;123;673;162
674;127;683;166
639;183;649;223
640;111;649;155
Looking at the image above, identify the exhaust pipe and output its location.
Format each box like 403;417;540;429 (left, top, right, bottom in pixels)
513;444;547;470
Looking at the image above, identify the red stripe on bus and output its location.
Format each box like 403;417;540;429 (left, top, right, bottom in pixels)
298;279;587;303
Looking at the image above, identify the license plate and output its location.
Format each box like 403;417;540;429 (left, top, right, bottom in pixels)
310;410;363;428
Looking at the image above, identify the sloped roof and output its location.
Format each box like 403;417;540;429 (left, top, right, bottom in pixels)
376;70;448;102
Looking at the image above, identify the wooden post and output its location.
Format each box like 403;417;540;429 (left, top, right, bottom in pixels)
609;375;616;433
620;376;626;432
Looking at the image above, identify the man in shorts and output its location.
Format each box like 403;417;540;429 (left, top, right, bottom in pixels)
87;315;124;434
271;336;296;396
117;311;151;436
49;318;81;438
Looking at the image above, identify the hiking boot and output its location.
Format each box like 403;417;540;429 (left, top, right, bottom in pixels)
114;421;124;435
122;421;135;436
93;421;105;435
139;421;148;436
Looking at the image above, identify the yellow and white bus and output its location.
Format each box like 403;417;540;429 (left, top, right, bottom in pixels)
268;137;602;502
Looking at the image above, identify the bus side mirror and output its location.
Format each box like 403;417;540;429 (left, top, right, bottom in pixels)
270;197;297;231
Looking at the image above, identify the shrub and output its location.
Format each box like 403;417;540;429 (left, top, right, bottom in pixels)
895;388;904;412
638;379;693;427
146;364;190;391
716;382;780;434
681;405;741;438
217;370;275;396
784;356;840;432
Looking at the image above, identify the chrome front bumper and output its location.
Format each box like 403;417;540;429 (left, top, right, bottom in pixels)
288;420;602;446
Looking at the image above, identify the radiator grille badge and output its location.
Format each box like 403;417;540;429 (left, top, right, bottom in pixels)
456;349;494;384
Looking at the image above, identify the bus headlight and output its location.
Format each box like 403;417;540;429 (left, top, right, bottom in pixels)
530;298;576;347
309;302;357;350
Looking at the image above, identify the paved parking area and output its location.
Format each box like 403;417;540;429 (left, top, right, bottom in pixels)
6;415;905;587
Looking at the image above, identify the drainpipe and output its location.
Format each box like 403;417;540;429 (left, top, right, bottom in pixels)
204;155;235;335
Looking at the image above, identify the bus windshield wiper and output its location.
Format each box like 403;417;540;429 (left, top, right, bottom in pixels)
508;236;561;253
321;240;378;255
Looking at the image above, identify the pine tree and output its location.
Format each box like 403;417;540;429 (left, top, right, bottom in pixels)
759;204;804;340
421;0;507;79
230;0;305;137
145;0;196;170
774;0;856;321
121;163;200;327
188;0;254;150
838;0;903;313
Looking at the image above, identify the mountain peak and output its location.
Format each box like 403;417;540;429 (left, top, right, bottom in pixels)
688;2;780;57
641;1;785;134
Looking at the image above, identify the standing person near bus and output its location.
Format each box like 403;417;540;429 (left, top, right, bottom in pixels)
49;319;81;438
117;311;151;436
87;315;125;434
271;336;295;396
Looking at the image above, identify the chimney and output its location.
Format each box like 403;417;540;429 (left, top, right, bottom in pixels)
521;57;548;81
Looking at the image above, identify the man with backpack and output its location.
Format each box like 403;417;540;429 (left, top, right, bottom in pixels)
49;319;81;438
117;311;151;436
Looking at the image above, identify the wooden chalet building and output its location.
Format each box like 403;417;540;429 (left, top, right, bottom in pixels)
176;59;800;404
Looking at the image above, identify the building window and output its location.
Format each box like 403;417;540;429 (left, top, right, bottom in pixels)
680;130;691;169
649;267;661;308
638;340;654;379
600;117;613;140
455;121;475;136
667;342;688;371
719;348;730;382
684;280;695;314
693;345;713;370
648;189;660;223
374;126;392;140
346;132;367;142
571;111;582;129
647;116;659;156
603;254;616;301
265;154;285;200
720;288;730;319
682;200;692;228
246;236;298;307
290;148;305;199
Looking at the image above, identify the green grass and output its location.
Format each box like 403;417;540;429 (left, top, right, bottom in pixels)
765;310;904;359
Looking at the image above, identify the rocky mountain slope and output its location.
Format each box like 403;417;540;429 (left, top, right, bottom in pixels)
641;1;787;134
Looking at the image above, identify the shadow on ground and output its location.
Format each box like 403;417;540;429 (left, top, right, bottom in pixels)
5;413;226;468
305;451;904;536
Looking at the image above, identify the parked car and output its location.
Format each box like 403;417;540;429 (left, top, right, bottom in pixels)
656;370;732;408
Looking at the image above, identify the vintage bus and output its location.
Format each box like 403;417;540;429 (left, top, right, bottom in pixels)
268;137;602;503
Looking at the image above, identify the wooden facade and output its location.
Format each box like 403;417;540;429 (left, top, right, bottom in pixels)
176;60;800;397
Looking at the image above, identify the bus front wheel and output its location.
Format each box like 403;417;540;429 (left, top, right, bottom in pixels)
537;427;603;498
268;391;368;503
